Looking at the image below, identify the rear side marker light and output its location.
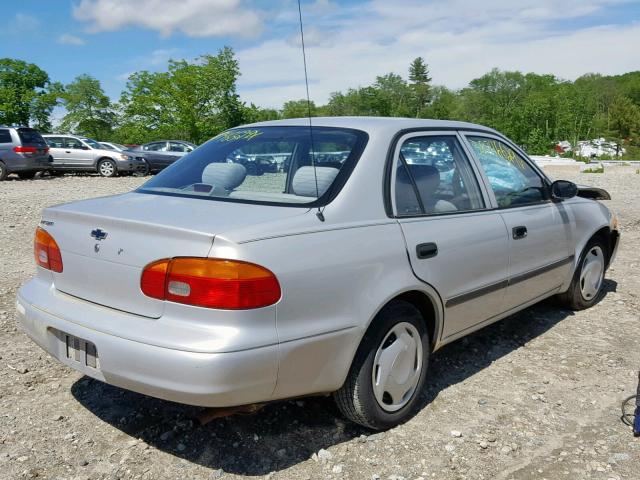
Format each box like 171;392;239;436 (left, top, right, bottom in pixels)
141;257;281;310
34;227;63;272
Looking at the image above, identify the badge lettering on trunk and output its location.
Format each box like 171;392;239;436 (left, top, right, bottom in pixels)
90;229;108;241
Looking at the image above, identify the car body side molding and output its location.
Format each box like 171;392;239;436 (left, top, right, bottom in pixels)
444;255;575;308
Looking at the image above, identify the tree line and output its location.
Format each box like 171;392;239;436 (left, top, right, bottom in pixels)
1;48;639;156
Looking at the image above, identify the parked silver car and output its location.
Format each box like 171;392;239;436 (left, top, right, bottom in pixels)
43;135;147;177
17;118;619;429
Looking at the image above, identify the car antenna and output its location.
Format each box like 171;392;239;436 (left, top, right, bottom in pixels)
297;0;324;222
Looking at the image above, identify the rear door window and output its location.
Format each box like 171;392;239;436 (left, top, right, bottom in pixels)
393;135;485;216
0;129;11;143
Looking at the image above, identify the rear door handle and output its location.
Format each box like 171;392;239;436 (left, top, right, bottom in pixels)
512;226;528;239
416;242;438;259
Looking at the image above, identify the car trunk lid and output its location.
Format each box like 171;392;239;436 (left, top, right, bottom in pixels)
42;192;305;318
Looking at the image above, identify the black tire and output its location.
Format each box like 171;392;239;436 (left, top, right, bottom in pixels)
0;161;7;181
333;300;430;430
17;171;36;180
557;236;608;310
140;159;151;176
98;159;117;177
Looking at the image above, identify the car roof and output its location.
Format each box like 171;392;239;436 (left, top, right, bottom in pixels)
243;116;500;136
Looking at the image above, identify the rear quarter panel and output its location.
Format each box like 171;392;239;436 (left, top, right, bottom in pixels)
210;219;443;399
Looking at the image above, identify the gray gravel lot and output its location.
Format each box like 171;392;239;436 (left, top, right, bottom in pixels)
0;169;639;480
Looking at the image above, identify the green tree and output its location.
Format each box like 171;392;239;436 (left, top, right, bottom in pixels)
425;86;460;120
0;58;61;129
409;57;432;117
607;95;640;146
282;99;316;118
116;47;244;144
242;103;280;123
60;74;114;139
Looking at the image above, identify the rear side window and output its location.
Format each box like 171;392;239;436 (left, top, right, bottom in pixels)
17;128;46;145
466;136;546;208
394;135;485;216
0;129;11;143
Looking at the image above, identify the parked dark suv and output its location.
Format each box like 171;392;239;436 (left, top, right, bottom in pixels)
0;126;51;180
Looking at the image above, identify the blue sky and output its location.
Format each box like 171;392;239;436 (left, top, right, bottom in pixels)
1;0;640;110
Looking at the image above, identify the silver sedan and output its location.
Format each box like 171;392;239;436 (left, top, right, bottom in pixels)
16;118;619;429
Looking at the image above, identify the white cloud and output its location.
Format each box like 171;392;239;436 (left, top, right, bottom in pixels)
2;13;40;35
73;0;262;38
57;33;86;45
236;0;640;108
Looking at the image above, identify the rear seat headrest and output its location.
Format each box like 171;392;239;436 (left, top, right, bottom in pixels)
202;163;247;191
292;166;340;197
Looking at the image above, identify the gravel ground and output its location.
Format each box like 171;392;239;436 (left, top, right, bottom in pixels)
0;169;639;480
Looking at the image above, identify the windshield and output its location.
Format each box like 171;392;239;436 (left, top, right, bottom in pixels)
81;137;103;149
138;126;368;206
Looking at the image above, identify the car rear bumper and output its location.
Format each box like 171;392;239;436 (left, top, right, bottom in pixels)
16;279;278;407
9;155;51;172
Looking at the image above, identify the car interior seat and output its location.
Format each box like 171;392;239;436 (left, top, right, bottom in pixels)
291;166;340;197
406;164;457;213
183;162;247;195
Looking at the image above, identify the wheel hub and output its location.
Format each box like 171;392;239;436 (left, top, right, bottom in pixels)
580;245;604;301
100;162;114;176
372;322;422;412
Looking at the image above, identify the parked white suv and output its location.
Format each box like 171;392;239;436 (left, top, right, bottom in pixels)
43;135;147;177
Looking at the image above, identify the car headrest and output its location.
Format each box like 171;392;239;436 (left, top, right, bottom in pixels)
292;166;340;197
202;163;247;191
408;164;440;196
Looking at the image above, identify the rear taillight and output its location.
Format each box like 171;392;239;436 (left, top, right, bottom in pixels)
44;146;50;153
141;258;281;310
13;146;37;154
34;227;63;273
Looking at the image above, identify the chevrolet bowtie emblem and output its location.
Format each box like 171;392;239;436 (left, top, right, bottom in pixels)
90;229;108;241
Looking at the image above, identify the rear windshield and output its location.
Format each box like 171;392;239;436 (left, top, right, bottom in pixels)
137;126;368;206
17;128;46;145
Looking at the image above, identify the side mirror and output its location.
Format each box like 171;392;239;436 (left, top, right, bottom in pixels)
81;145;90;150
550;180;578;201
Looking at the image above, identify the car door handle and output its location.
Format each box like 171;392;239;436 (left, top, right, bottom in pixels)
65;150;71;153
416;242;438;259
512;226;528;239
